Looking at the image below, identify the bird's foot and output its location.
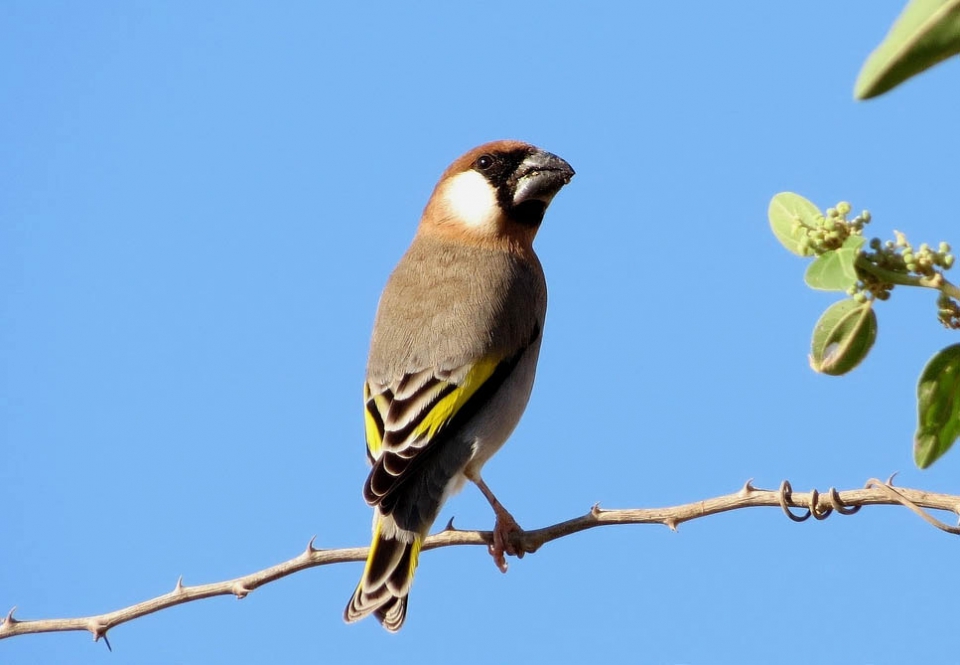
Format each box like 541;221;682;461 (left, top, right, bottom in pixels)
489;510;526;573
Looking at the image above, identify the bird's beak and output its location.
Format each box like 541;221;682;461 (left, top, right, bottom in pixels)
511;150;575;207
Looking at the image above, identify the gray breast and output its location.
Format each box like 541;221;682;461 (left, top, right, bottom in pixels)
367;236;546;383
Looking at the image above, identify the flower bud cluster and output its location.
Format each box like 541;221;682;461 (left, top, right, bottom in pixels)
792;201;868;256
867;233;954;276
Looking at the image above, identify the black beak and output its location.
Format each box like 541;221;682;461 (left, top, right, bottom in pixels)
511;150;575;207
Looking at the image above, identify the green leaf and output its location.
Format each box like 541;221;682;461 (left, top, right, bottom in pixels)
809;299;878;376
914;343;960;468
855;0;960;100
804;236;866;291
768;193;821;257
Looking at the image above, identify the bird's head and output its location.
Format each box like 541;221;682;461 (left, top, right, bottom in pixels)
421;140;574;250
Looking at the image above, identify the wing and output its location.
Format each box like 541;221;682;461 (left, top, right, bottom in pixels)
361;330;538;515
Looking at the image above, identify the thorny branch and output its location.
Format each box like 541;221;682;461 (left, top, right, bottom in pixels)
3;477;959;644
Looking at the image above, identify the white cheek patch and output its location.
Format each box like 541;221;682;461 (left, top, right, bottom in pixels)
441;170;500;231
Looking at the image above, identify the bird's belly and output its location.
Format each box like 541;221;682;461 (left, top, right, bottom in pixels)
461;338;542;479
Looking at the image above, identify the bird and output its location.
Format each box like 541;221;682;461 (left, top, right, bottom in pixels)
343;140;574;632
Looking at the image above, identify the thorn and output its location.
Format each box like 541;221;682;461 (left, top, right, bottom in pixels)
664;518;679;532
739;478;756;496
89;621;109;647
590;502;602;517
443;517;457;532
2;606;17;627
305;536;317;555
887;471;899;486
232;583;250;599
174;575;184;593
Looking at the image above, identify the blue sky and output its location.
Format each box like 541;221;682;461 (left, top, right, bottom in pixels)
4;2;960;663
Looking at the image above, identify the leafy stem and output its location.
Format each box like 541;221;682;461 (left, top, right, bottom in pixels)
855;255;960;299
769;191;960;468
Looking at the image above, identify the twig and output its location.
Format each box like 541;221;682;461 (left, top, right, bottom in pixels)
3;477;959;643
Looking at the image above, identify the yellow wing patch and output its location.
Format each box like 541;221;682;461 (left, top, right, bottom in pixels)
363;384;380;456
411;356;500;440
363;355;502;464
364;382;391;458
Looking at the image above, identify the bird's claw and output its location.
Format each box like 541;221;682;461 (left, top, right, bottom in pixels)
488;511;525;573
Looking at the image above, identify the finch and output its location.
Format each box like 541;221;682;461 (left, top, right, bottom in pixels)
344;140;574;631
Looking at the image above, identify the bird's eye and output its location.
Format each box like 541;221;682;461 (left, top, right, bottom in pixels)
475;154;494;171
